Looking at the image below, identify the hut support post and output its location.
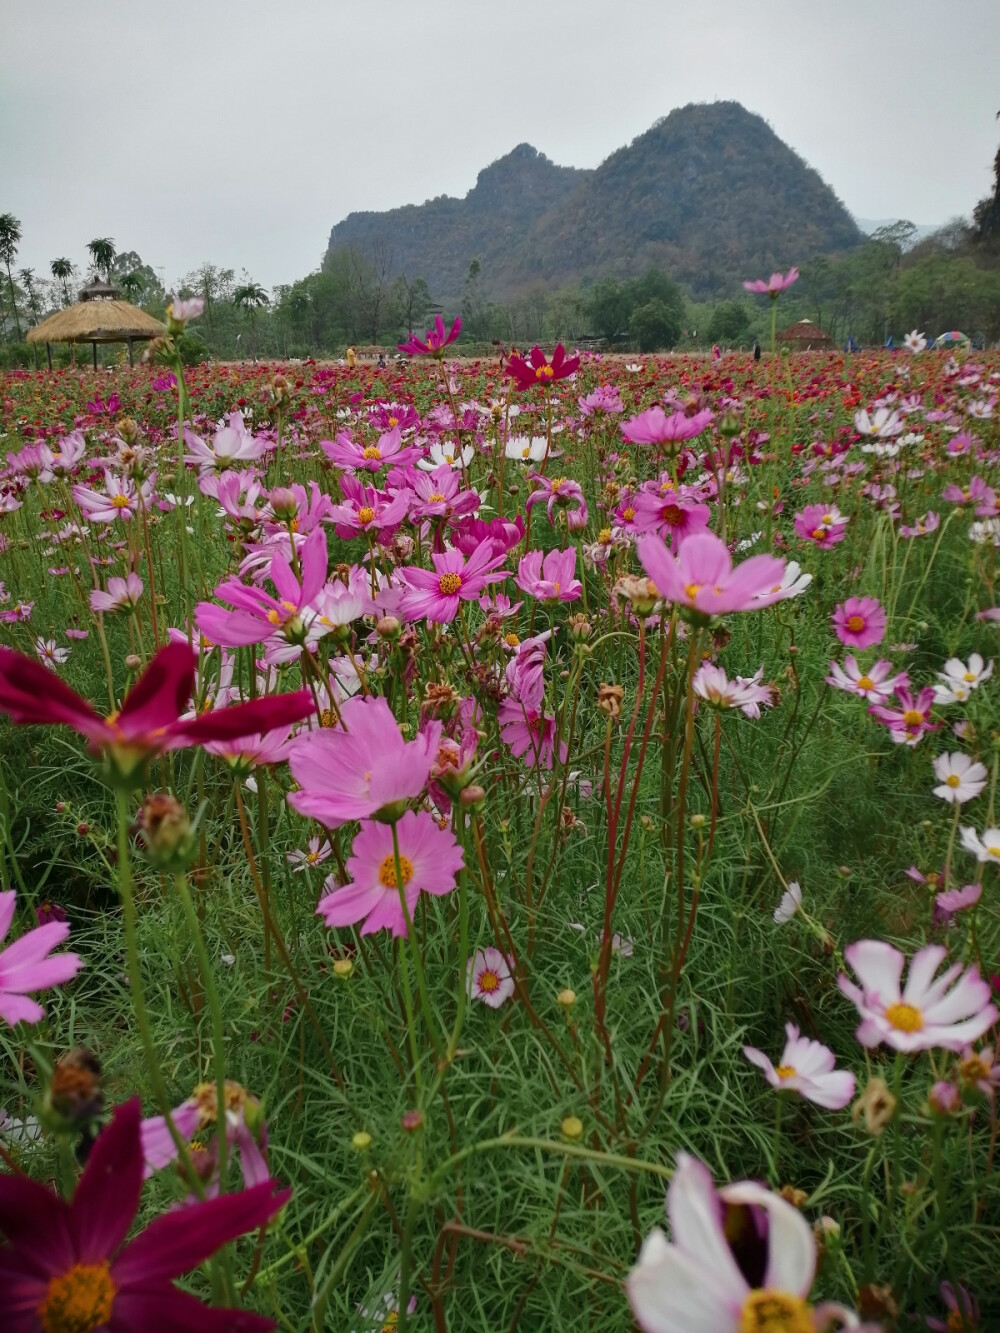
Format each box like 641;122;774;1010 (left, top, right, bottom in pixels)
128;337;134;367
46;343;52;370
92;341;97;370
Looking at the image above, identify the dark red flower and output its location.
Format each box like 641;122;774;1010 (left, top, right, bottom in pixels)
0;642;315;783
398;314;462;357
0;1097;289;1331
506;344;580;392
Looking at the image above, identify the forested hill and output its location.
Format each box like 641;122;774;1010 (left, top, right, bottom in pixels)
325;102;863;300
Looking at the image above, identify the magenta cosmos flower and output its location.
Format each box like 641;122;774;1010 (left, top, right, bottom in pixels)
514;548;581;603
398;541;506;623
632;489;711;546
636;530;787;618
831;596;886;649
742;266;799;296
869;686;939;747
316;809;463;937
0;890;82;1026
0;643;315;783
793;503;848;548
525;474;587;527
620;406;713;447
466;948;515;1008
743;1022;855;1109
0;1097;288;1333
398;313;461;357
838;940;997;1053
287;694;441;828
320;425;418;474
627;1152;856;1333
507;344;580;391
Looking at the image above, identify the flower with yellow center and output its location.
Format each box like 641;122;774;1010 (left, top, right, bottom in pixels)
504;631;520;648
111;494;131;509
535;364;554;380
902;709;924;727
739;1289;813;1333
684;582;701;600
38;1261;116;1333
362;446;382;461
597;527;612;544
378;854;413;889
945;774;962;788
478;969;499;992
357;506;375;525
846;614;865;632
856;675;875;691
438;572;462;595
774;1065;797;1080
885;1002;923;1033
427;492;446;503
387;416;399;427
622;507;636;521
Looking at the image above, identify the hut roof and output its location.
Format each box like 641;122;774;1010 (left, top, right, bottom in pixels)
775;319;833;344
26;300;165;345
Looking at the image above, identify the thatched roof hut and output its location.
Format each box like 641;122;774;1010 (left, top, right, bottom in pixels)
27;278;165;368
775;319;833;352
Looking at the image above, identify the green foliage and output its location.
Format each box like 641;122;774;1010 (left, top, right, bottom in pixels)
707;299;753;346
628;297;682;351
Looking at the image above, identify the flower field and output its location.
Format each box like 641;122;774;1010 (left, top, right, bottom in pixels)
0;309;999;1331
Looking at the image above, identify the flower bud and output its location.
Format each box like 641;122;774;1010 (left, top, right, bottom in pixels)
333;958;354;979
689;813;707;829
268;487;298;520
376;615;401;641
351;1130;372;1152
560;1115;584;1140
567;613;592;643
460;784;486;808
401;1109;424;1133
124;654;142;672
137;791;194;870
556;988;576;1009
852;1077;897;1136
597;683;625;720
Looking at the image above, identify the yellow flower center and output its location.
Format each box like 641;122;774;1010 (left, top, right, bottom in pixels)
38;1261;116;1333
362;446;382;461
846;614;865;632
622;507;635;521
438;572;462;595
598;527;612;544
821;513;835;525
504;632;520;648
988;846;1000;859
306;850;320;863
885;1002;923;1033
550;477;566;492
111;494;130;509
945;774;962;788
684;582;701;600
479;969;500;992
963;671;976;682
388;416;399;427
535;364;555;379
521;446;531;457
428;493;446;503
902;709;924;726
379;854;414;889
775;1065;797;1080
265;599;299;626
811;527;827;540
357;506;375;525
960;1053;990;1083
740;1290;813;1333
857;676;875;690
381;1313;399;1332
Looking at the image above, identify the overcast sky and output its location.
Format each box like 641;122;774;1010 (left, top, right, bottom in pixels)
3;0;998;293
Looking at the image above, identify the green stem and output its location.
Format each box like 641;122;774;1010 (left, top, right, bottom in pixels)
392;821;442;1064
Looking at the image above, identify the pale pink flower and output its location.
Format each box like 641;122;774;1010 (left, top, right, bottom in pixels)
933;752;988;805
826;657;908;704
466;948;515;1008
742;266;799;296
636;530;787;618
90;573;144;614
0;890;82;1025
743;1022;855;1109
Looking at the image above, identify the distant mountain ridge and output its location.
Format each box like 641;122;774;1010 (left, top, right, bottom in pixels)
325;101;863;301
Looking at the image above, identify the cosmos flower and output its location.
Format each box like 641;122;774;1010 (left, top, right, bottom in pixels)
398;313;462;357
773;882;802;924
793;504;848;548
0;1096;288;1332
33;638;70;671
831;597;886;650
838;940;997;1053
743;1023;855;1109
321;426;417;473
620;406;713;447
903;329;928;354
959;826;1000;864
869;686;939;746
932;752;988;805
286;837;333;872
0;890;82;1026
507;344;580;391
399;540;507;623
466;948;515;1008
636;530;787;618
742;266;799;296
315;809;463;937
826;657;908;704
692;664;774;718
89;573;144;614
514;548;582;603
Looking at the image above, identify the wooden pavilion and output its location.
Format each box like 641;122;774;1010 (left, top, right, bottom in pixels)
26;278;165;369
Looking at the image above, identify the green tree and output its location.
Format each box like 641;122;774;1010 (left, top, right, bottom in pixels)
233;281;269;358
0;213;23;339
87;237;117;281
706;300;752;347
50;257;75;306
17;268;41;325
629;298;682;352
393;273;432;337
586;278;631;343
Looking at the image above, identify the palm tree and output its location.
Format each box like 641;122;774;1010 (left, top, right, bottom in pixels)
50;257;75;306
0;213;23;339
87;237;117;282
233;281;269;359
119;270;145;304
18;268;41;326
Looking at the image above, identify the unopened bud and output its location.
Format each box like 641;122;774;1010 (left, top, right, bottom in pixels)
401;1109;424;1133
556;988;576;1009
333;958;354;979
560;1115;584;1140
137;791;194;869
460;784;486;808
376;615;401;641
689;813;707;829
269;487;298;520
124;654;142;671
351;1130;372;1151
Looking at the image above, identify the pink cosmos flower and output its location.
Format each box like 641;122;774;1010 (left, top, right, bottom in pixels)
0;642;315;783
869;686;939;746
6;442;54;483
632;489;711;546
0;1097;288;1333
167;294;205;322
578;385;623;416
838;940;997;1052
196;525;329;648
926;1282;980;1333
141;1080;269;1195
72;470;153;523
743;1022;855;1109
793;503;848;547
498;700;566;770
184;412;268;474
90;573;144;614
636;529;787;618
316;809;463;937
399;541;506;623
626;1151;856;1333
525;473;587;526
202;724;299;774
507;343;580;391
321;426;417;473
408;464;481;523
620;406;713;447
452;514;524;557
287;694;441;827
692;663;774;718
826;657;908;704
34;638;70;671
398;313;462;357
466;947;515;1008
832;596;886;649
742;266;799;296
328;473;411;539
936;882;982;917
0;889;82;1025
513;547;582;603
286;836;333;872
900;511;941;539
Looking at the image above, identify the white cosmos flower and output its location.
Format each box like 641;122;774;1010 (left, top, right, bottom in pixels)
743;1022;856;1109
504;435;549;463
417;440;475;471
932;752;988;805
903;329;928;353
960;826;1000;863
773;881;802;924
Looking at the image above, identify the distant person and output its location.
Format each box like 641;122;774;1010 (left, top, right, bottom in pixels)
712;343;721;361
753;341;761;362
377;352;387;369
346;345;358;370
